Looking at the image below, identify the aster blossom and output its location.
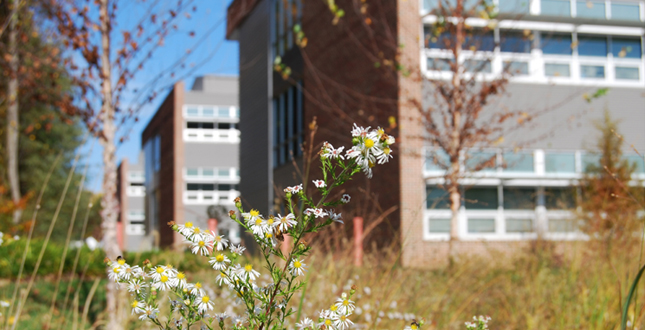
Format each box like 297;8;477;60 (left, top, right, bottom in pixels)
312;179;326;188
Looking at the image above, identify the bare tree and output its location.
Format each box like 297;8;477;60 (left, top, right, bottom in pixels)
6;0;20;224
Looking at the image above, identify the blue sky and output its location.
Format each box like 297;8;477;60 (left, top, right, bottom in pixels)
82;0;238;192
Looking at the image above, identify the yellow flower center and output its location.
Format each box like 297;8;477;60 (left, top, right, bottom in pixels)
267;217;274;225
245;264;253;272
156;267;164;274
250;209;259;217
185;222;193;228
340;315;347;321
365;138;375;148
368;161;375;168
117;259;126;265
160;275;168;283
412;325;418;330
325;319;332;325
198;241;205;247
195;282;202;288
202;296;210;303
131;301;139;308
265;233;273;238
194;227;201;234
343;299;349;306
177;272;185;280
216;254;224;262
330;305;338;311
378;128;384;136
384;147;391;155
294;261;302;268
215;235;221;242
255;219;263;226
113;267;119;273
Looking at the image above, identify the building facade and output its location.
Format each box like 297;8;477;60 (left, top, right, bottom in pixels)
117;154;150;252
226;0;645;265
140;75;242;249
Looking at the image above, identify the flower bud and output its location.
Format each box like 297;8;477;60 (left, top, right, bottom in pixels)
234;197;242;209
286;192;292;199
352;137;360;145
172;224;178;231
229;210;237;220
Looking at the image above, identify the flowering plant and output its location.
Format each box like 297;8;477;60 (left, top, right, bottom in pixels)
105;124;415;330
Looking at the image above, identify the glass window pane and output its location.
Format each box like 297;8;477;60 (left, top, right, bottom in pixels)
468;218;496;233
202;107;215;117
218;169;230;177
426;149;449;171
541;0;571;16
541;33;573;55
202;184;215;191
581;65;605;78
503;152;534;172
545;187;577;209
429;219;451;233
218;107;231;118
506;218;534;232
465;187;499;210
545;63;571;77
503;187;536;209
425;28;453;49
187;183;200;191
427;186;451;209
576;0;606;18
187;107;199;117
186;168;199;176
505;61;529;75
615;67;640;80
578;36;607;57
464;60;492;73
465;151;497;172
219;184;232;191
549;219;577;232
465;31;495;52
611;3;640;20
500;31;532;53
612;37;642;59
427;57;452;71
202;168;214;177
499;0;530;13
545;153;576;173
582;153;601;172
625;154;645;173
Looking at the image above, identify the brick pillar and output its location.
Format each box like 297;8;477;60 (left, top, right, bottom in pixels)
208;218;218;235
117;221;124;252
353;217;364;266
281;234;292;257
398;0;425;267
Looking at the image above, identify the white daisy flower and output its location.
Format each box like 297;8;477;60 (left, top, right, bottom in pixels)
212;234;229;251
296;317;314;329
375;145;393;164
139;306;159;321
318;309;336;328
188;282;205;296
152;274;173;291
266;216;278;230
312;180;326;188
148;265;167;281
177;221;195;236
284;184;303;194
107;265;121;282
209;253;231;270
305;208;328;218
171;272;188;289
130;300;146;315
233;316;247;327
351;123;370;138
276;213;297;232
229;244;246;255
216;270;231;286
328;210;343;224
189;236;213;256
130;265;145;278
332;313;354;330
188;226;206;241
334;295;356;314
341;194;351;204
242;209;261;225
163;264;179;276
215;312;229;322
250;216;267;236
238;264;260;281
263;232;277;247
288;258;307;276
127;279;148;295
196;294;214;314
0;301;9;308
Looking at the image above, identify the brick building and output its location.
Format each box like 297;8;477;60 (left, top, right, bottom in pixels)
116;153;149;251
140;75;242;249
226;0;645;266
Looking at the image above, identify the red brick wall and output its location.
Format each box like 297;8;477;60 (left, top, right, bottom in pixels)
142;82;185;248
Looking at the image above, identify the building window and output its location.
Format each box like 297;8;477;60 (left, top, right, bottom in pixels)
500;31;532;53
576;0;606;18
428;219;451;233
544;63;571;77
498;0;531;13
611;37;642;59
464;59;492;73
615;66;640;80
611;2;641;20
464;187;499;210
625;154;645;173
503;187;536;210
504;61;530;76
427;186;451;209
468;218;496;233
272;0;302;57
541;33;573;55
273;82;304;168
427;57;452;71
544;187;577;209
541;0;572;16
503;151;534;172
545;152;576;173
506;218;534;233
578;36;607;57
465;151;497;172
580;65;605;79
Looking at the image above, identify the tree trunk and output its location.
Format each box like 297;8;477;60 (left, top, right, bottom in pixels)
7;0;21;224
448;0;465;263
99;1;123;329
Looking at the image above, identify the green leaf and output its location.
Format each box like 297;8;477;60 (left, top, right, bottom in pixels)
622;263;645;330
